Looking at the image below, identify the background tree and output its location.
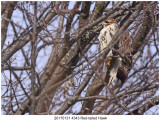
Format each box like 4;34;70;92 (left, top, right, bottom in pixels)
1;1;159;115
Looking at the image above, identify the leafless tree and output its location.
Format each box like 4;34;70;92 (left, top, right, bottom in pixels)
1;1;159;115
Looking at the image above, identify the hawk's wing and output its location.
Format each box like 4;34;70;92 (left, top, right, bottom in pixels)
118;31;133;70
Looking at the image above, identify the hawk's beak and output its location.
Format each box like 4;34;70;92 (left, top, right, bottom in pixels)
101;22;107;26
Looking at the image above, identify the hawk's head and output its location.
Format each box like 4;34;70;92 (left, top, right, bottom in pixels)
101;18;117;27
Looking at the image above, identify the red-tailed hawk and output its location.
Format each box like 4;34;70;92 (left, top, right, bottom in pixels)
99;18;132;86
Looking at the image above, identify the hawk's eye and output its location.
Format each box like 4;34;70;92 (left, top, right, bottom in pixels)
105;20;109;23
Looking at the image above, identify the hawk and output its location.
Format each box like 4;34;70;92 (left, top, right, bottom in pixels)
99;18;132;86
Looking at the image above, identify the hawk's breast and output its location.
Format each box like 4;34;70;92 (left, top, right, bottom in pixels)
99;23;119;52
